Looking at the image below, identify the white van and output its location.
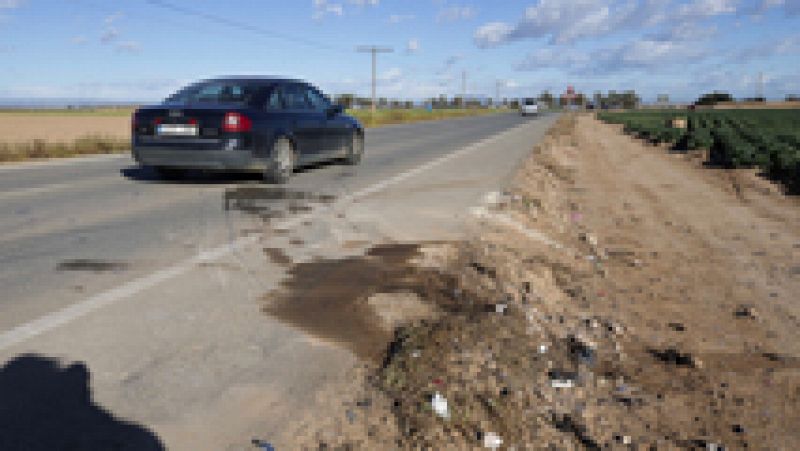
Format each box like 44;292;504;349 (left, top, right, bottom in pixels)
520;98;539;116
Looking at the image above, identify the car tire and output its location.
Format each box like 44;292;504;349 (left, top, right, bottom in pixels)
264;137;296;184
154;167;185;180
345;131;364;165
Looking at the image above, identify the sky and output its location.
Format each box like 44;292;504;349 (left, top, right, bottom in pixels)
0;0;798;103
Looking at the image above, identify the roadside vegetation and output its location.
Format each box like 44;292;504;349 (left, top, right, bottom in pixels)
598;109;800;192
0;135;129;162
0;107;507;163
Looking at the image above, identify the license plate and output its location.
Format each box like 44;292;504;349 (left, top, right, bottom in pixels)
157;124;198;136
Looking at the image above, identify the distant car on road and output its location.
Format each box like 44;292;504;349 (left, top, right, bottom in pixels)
131;77;364;183
519;98;539;116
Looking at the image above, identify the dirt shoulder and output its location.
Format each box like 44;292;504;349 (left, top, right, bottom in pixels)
286;113;799;449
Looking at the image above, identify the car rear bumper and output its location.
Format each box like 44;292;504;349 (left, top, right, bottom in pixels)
132;147;268;172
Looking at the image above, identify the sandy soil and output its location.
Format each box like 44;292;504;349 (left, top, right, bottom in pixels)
0;115;129;142
277;114;799;449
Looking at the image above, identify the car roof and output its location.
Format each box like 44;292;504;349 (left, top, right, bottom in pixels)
199;76;306;85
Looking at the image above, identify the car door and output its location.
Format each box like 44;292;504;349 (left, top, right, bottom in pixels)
283;84;326;162
302;85;341;157
304;87;346;156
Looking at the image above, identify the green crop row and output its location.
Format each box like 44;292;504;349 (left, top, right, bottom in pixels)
597;109;800;192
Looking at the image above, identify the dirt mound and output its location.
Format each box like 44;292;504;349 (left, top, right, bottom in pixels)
289;114;800;449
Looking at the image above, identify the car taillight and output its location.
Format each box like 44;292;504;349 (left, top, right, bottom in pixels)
131;112;138;132
222;112;252;133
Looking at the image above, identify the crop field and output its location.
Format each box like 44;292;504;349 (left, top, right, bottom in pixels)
598;109;800;191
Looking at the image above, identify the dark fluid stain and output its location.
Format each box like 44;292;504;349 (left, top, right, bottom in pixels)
263;248;293;266
263;243;424;362
223;187;336;221
57;259;128;272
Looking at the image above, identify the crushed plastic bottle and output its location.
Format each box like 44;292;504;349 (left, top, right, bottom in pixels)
484;431;503;449
431;391;449;419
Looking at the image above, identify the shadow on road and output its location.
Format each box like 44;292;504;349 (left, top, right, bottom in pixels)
0;354;164;451
120;159;353;185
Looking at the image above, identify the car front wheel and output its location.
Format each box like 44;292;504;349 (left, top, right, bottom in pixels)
345;132;364;165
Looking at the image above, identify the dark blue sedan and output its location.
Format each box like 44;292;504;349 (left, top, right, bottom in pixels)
131;77;364;183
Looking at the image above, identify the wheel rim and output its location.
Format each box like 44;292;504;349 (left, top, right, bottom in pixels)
352;134;364;157
275;139;294;174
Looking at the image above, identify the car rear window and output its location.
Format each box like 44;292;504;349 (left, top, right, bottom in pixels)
524;98;536;105
164;82;256;105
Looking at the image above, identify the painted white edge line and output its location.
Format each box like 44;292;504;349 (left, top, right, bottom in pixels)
0;120;534;351
0;153;129;171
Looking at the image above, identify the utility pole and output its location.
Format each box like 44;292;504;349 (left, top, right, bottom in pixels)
461;70;467;108
356;45;393;116
495;80;503;109
757;71;764;100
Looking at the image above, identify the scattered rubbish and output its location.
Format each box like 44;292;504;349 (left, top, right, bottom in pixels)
734;305;758;319
551;379;575;388
483;432;503;449
495;303;507;314
411;350;421;358
648;348;695;368
668;322;686;332
571;212;583;223
548;369;578;388
346;409;356;424
432;378;444;386
431;392;449;419
251;439;275;451
623;435;632;445
539;344;548;354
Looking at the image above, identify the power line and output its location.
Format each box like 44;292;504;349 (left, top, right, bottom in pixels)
144;0;345;53
356;46;393;116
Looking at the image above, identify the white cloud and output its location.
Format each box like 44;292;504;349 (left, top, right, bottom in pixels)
676;0;738;18
437;5;475;22
116;41;141;53
388;13;415;23
0;0;24;9
100;27;119;43
475;0;627;46
71;36;88;45
313;0;344;20
348;0;379;5
406;38;420;53
474;22;514;47
379;67;403;82
104;11;123;25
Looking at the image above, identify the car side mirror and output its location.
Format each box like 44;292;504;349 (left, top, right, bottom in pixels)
327;104;344;117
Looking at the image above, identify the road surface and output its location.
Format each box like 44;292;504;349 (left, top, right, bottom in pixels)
0;112;558;449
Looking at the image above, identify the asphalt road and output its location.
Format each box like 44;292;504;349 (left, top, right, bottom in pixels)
0;112;558;449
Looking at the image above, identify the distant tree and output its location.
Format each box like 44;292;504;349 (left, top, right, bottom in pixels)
786;94;800;102
404;100;414;109
509;99;520;109
539;91;554;108
378;97;389;108
695;91;733;106
334;93;355;109
657;94;669;105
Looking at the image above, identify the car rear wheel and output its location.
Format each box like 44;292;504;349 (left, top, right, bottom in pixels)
264;137;296;184
345;132;364;165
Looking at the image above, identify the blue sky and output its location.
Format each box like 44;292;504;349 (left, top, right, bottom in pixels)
0;0;798;102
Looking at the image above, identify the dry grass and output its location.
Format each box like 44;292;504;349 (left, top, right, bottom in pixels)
0;135;129;163
350;108;507;127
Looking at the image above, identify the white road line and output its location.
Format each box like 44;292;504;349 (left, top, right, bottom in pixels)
0;153;129;171
0;120;533;351
0;175;121;200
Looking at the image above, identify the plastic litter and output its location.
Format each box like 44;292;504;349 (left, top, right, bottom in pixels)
495;303;507;314
251;439;275;451
484;431;503;449
431;391;450;419
551;379;575;388
539;344;548;354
